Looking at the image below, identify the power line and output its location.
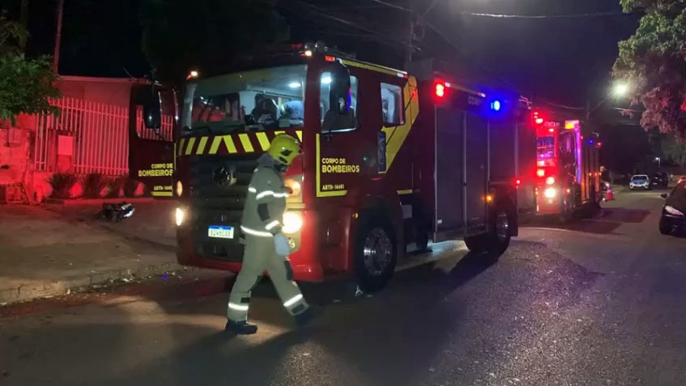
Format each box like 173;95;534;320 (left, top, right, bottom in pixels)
365;0;412;13
364;0;629;19
455;11;628;19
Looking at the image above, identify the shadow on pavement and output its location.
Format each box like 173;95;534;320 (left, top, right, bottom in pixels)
77;251;503;386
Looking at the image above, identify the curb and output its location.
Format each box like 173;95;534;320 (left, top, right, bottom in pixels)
0;261;186;306
44;197;159;205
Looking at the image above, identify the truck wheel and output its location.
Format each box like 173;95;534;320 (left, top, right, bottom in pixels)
490;206;513;255
354;212;398;293
464;203;513;256
464;234;487;253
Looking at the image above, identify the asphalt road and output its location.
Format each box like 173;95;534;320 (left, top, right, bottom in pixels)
2;188;686;386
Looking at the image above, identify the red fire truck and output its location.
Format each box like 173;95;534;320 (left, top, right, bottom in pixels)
532;110;602;221
136;44;531;292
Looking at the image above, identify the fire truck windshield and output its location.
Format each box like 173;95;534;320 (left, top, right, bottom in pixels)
181;64;307;135
537;136;556;161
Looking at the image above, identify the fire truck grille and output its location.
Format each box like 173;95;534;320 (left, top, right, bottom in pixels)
187;153;261;262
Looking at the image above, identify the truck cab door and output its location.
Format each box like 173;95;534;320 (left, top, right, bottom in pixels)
316;65;368;199
128;84;176;198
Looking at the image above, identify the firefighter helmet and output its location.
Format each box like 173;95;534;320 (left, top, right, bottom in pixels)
268;134;301;166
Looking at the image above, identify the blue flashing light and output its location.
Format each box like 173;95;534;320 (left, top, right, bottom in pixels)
589;139;595;145
491;100;502;111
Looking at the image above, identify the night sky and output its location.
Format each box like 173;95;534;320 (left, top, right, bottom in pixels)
6;0;639;109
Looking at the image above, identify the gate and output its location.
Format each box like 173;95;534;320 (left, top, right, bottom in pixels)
34;96;174;176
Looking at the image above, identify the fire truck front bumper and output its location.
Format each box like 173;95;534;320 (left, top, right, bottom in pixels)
175;208;325;282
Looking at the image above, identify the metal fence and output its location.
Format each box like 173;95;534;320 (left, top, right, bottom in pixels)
34;97;174;176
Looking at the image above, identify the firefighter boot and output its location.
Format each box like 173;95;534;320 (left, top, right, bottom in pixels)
225;320;258;335
294;307;316;328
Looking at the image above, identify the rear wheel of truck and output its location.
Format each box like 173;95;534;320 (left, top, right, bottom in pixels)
354;212;398;293
464;203;513;257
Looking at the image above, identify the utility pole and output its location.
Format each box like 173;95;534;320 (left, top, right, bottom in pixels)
406;12;415;63
53;0;64;73
19;0;29;51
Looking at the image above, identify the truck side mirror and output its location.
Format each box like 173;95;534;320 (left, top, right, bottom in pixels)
143;88;162;130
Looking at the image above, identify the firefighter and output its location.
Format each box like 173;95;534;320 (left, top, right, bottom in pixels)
225;134;313;335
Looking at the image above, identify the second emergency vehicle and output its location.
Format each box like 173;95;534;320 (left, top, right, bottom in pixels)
532;110;601;221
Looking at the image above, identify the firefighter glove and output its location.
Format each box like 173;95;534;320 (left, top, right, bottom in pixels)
274;233;290;257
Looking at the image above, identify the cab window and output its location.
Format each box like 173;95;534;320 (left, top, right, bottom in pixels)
320;72;358;133
381;82;404;126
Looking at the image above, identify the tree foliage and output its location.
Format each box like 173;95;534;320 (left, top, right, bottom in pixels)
613;0;686;140
0;12;59;125
140;0;290;83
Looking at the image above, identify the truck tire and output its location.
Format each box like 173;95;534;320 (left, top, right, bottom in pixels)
354;211;398;293
464;203;513;256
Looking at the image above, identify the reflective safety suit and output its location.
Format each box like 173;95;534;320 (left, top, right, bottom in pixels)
227;154;309;323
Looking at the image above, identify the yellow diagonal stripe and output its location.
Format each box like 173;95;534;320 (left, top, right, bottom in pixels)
196;137;208;155
274;131;286;136
178;138;186;156
239;134;254;152
209;136;222;154
184;137;196;155
223;135;238;153
296;131;303;141
256;132;271;151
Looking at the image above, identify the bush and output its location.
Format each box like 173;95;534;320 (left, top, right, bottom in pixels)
81;173;108;198
47;173;78;199
106;175;127;198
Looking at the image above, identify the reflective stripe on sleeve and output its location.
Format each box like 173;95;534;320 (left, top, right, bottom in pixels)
240;225;273;238
228;302;249;311
265;220;281;231
256;190;289;200
248;186;257;193
283;294;304;308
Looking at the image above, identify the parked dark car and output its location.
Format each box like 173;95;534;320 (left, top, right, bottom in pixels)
651;172;669;188
659;182;686;236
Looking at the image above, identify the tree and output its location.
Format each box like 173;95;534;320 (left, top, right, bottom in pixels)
613;1;686;140
139;0;290;83
0;12;59;125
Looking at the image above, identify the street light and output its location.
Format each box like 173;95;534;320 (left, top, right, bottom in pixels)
613;82;630;98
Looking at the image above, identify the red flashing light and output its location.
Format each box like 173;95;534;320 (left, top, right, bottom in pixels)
515;178;522;186
324;55;335;62
435;83;446;98
537;169;545;178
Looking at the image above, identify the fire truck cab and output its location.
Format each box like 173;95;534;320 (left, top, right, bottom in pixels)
139;44;529;292
533;111;602;221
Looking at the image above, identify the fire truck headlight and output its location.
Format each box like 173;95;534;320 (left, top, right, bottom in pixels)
176;181;183;197
544;187;558;199
546;176;555;185
282;212;303;234
284;178;302;197
175;207;185;226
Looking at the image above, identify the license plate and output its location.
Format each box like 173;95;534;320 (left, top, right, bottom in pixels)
208;225;234;239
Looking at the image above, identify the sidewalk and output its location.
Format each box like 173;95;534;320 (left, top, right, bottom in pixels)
0;202;186;305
